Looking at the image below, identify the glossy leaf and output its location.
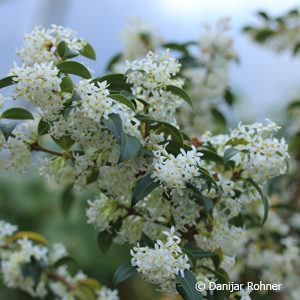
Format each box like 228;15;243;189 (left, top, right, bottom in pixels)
166;85;193;108
60;76;74;94
223;148;240;164
97;231;113;254
80;42;96;60
106;52;123;71
140;232;155;248
112;261;136;287
246;178;269;225
102;113;123;142
10;231;48;246
38;119;50;136
0;76;15;89
131;174;159;206
183;243;220;268
109;94;136;112
52;135;75;150
118;132;141;163
176;269;202;300
1;107;34;120
94;73;130;92
56;61;92;79
0;122;17;141
61;184;74;216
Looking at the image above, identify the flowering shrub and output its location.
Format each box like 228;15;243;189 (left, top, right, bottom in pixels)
0;22;293;300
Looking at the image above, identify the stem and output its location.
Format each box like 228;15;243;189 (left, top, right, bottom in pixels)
44;269;77;291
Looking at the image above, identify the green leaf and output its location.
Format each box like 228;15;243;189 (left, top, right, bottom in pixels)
56;61;92;79
73;285;97;300
200;149;224;165
61;184;74;216
60;76;74;94
183;243;220;268
0;122;17;141
80;42;96;60
109;94;136;112
131;174;159;206
187;183;214;213
38;119;50;136
140;232;155;248
176;269;202;300
224;148;240;164
52;135;75;150
106;53;123;71
0;76;15;89
164;140;192;156
293;43;300;56
20;256;42;290
102;113;123;142
112;261;136;287
94;73;131;92
1;107;34;120
97;231;113;254
57;41;79;60
255;29;275;42
118;132;141;163
246;178;269;225
211;108;226;126
135;114;183;143
166;85;193;108
225;137;248;147
224;89;235;106
257;11;269;20
86;170;99;185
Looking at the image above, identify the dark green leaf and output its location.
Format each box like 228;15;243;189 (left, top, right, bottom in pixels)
103;114;123;141
57;41;79;60
80;42;96;60
224;148;240;164
140;232;155;248
135;114;183;143
225;137;248;147
163;140;192;156
176;269;202;300
106;53;123;71
293;43;300;56
131;174;159;206
246;178;269;225
257;11;269;20
56;61;92;79
20;256;42;290
166;85;193;108
224;89;235;106
118;132;141;163
1;107;34;120
0;122;17;141
109;94;136;112
112;261;136;287
60;76;74;94
86;170;99;185
0;76;15;89
187;183;214;213
200;149;223;165
97;231;113;253
211;108;226;126
52;135;75;150
255;29;275;42
183;243;220;268
61;184;74;216
94;73;131;92
38;119;50;136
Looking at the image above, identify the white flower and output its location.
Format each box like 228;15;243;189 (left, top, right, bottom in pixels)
96;286;119;300
240;287;252;300
152;145;202;190
17;25;86;66
130;227;190;297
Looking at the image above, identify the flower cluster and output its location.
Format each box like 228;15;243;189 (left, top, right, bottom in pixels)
152;145;202;190
126;50;184;123
131;227;190;297
17;25;86;65
0;220;119;300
